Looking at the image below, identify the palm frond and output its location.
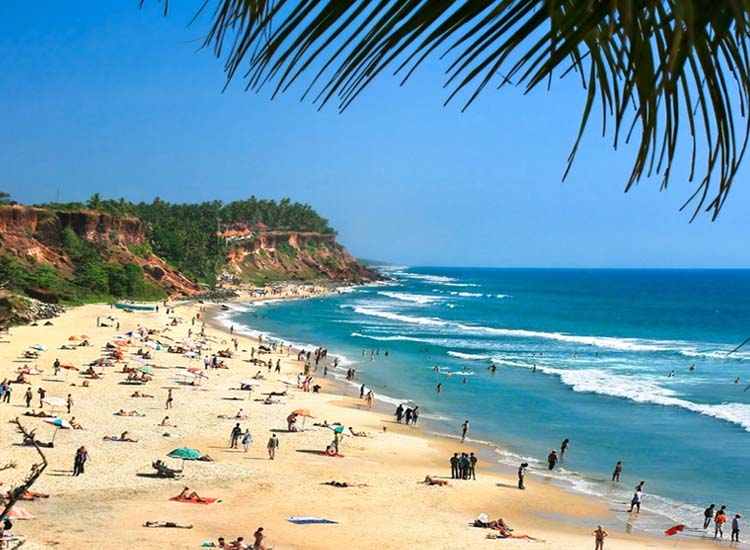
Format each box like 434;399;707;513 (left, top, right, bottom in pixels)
150;1;750;219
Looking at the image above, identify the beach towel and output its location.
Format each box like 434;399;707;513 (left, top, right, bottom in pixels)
286;517;338;525
169;496;220;504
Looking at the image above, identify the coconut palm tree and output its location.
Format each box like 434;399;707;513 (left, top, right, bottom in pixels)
147;1;750;219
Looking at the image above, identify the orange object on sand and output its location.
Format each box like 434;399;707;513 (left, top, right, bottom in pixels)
169;496;220;504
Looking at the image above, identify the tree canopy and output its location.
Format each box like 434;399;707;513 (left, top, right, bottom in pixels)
151;1;750;219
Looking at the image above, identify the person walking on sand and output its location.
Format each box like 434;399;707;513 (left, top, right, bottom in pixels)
703;504;716;529
365;390;374;408
165;389;173;410
267;434;279;460
612;461;622;482
395;403;404;423
359;384;365;399
242;430;252;453
518;462;528;490
411;405;419;426
230;423;242;449
24;387;32;408
37;387;46;408
73;446;89;476
461;420;469;443
731;513;741;542
592;525;608;550
66;394;73;413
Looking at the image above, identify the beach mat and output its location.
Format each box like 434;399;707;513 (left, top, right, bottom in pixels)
287;517;338;525
169;496;220;504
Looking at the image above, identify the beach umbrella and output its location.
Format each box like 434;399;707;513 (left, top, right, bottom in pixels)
327;425;345;434
137;366;153;376
31;345;46;351
80;335;90;339
240;379;262;387
167;447;202;470
292;408;314;428
6;506;35;520
44;417;72;442
42;396;67;411
68;335;79;341
59;364;78;381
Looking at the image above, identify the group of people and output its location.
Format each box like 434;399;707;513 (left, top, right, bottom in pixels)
703;504;742;541
394;403;419;425
205;527;267;549
450;452;477;480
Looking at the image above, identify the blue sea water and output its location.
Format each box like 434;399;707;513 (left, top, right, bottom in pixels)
220;267;750;530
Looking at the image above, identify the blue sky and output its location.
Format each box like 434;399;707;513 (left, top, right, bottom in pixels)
1;2;748;268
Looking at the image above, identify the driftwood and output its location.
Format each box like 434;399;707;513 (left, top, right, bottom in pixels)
0;418;48;519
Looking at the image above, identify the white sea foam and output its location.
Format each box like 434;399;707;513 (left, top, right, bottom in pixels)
448;291;484;297
502;362;750;432
377;291;442;305
447;351;492;361
348;305;701;353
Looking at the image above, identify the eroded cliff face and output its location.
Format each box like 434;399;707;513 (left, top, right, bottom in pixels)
0;206;199;296
225;231;380;284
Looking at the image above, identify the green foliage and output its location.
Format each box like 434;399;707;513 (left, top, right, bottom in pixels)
128;244;153;258
74;262;109;294
276;241;296;257
0;191;11;205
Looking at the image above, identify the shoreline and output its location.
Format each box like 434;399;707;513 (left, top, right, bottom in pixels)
0;287;731;549
205;290;729;547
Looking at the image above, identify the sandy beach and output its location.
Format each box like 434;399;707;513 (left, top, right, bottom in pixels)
0;288;725;549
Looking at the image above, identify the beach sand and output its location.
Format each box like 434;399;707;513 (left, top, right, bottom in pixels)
0;289;722;549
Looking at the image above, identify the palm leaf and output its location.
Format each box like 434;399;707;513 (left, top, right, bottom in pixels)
146;1;750;219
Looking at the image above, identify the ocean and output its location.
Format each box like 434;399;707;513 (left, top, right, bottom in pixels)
218;267;750;532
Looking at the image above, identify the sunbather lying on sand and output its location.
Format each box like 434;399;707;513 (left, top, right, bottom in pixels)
103;431;138;442
424;476;451;487
114;409;144;417
176;487;207;503
143;521;193;529
324;481;368;488
348;427;370;437
131;391;154;398
473;516;512;531
23;410;53;418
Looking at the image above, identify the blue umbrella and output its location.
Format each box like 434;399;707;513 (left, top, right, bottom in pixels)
167;447;202;470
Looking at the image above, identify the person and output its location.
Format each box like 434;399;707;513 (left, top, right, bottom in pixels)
66;394;73;413
461;420;469;443
165;389;173;410
518;462;528;490
436;383;442;393
450;453;459;479
629;487;643;513
404;408;413;424
37;387;46;408
411;405;419;426
715;507;727;539
24;387;33;408
612;461;622;482
704;504;716;529
267;434;279;459
547;450;558;470
395;404;404;423
253;527;266;550
469;452;477;480
732;513;741;542
242;430;252;453
143;520;193;529
230;423;242;448
560;438;569;459
359;384;365;398
177;487;207;503
365;390;374;408
592;525;608;550
73;446;89;476
160;416;172;426
423;475;450;486
460;453;471;480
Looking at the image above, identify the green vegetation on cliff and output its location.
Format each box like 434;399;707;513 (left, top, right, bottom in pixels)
39;196;335;284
